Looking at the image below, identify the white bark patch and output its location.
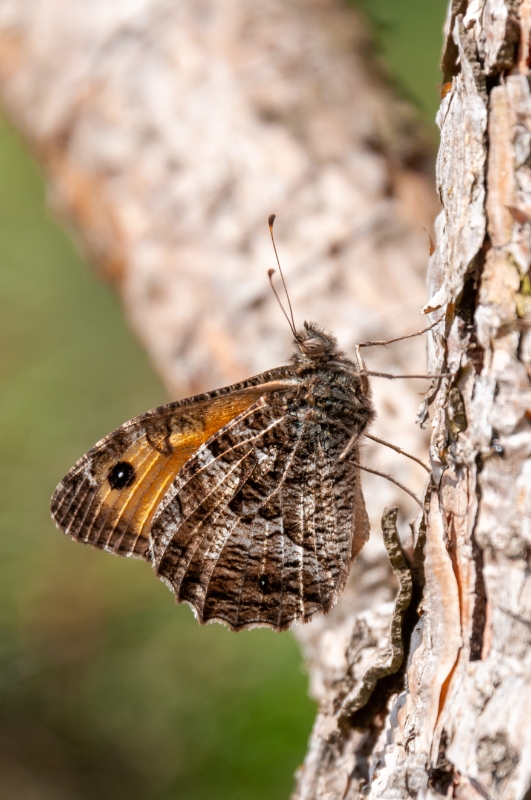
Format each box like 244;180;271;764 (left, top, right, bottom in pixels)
434;18;487;305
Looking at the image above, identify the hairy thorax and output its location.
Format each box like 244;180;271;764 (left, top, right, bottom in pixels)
290;361;375;438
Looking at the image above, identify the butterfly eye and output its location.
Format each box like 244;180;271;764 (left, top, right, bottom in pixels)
301;337;325;355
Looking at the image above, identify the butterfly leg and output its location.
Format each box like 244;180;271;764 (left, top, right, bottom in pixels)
354;345;369;394
364;433;430;473
349;460;424;510
364;371;453;380
339;431;362;462
357;315;444;349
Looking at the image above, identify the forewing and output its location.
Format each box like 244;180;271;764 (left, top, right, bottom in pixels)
152;406;368;631
50;368;293;560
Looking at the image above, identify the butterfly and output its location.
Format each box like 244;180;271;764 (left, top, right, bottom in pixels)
51;213;439;632
50;320;377;632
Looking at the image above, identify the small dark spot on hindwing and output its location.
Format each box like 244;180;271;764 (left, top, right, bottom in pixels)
258;574;280;595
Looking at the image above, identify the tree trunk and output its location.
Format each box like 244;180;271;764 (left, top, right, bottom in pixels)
295;3;531;798
3;1;530;798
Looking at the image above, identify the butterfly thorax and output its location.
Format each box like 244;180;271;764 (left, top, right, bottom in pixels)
287;321;375;437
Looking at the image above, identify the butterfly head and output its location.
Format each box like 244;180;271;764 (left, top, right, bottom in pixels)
293;321;340;363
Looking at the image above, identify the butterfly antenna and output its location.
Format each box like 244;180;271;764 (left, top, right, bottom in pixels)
268;214;298;337
268;269;297;336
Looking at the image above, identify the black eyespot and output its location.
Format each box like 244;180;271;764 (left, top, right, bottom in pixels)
107;461;136;490
491;440;504;456
258;575;270;594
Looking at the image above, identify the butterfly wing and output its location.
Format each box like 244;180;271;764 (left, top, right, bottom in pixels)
151;395;369;631
50;368;294;561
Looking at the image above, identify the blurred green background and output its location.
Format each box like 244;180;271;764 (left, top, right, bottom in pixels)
0;3;447;799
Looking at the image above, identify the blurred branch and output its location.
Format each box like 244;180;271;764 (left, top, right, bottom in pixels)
0;0;436;387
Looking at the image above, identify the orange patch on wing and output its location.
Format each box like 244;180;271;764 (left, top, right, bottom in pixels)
95;391;262;554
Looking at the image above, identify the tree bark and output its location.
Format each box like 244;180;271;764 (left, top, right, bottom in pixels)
295;3;531;798
5;1;530;798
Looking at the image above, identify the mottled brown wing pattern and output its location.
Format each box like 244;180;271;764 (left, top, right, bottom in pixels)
151;395;368;631
50;367;293;561
51;322;375;632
